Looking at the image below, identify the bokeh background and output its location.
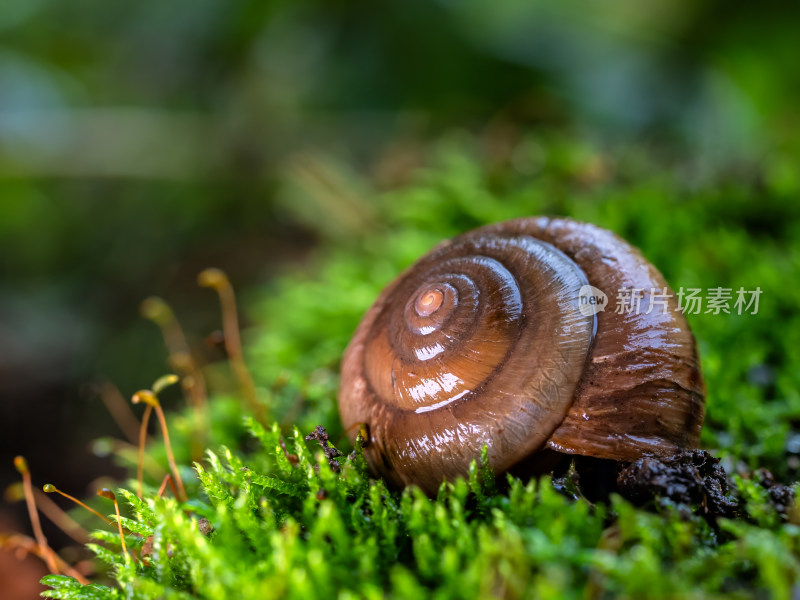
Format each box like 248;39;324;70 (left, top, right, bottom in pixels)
1;1;799;597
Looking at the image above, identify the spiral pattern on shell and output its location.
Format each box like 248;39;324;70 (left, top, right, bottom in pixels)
339;217;705;494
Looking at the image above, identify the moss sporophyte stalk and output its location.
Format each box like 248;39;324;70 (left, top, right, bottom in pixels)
3;147;800;599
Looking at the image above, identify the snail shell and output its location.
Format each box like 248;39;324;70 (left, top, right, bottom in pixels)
339;217;705;494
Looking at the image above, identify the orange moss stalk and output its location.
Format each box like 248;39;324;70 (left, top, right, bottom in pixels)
197;268;264;422
140;296;208;420
136;403;153;498
13;456;58;574
156;474;179;499
133;386;187;501
43;484;112;525
97;489;128;560
95;381;141;445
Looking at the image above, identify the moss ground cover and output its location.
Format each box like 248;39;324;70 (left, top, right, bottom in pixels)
34;134;800;598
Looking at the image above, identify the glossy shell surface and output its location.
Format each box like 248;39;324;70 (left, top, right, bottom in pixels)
339;217;705;494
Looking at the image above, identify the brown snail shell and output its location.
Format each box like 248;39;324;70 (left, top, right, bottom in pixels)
339;217;705;494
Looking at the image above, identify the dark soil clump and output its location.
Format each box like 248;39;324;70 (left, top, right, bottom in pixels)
753;468;796;519
616;450;738;518
547;449;796;522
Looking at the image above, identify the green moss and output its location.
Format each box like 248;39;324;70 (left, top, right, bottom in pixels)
44;134;800;599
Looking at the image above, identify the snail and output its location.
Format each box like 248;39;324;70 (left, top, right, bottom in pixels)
339;217;705;494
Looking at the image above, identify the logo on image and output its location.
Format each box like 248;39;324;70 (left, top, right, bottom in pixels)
578;285;608;316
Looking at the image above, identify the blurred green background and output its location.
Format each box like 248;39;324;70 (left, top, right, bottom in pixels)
1;0;799;592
